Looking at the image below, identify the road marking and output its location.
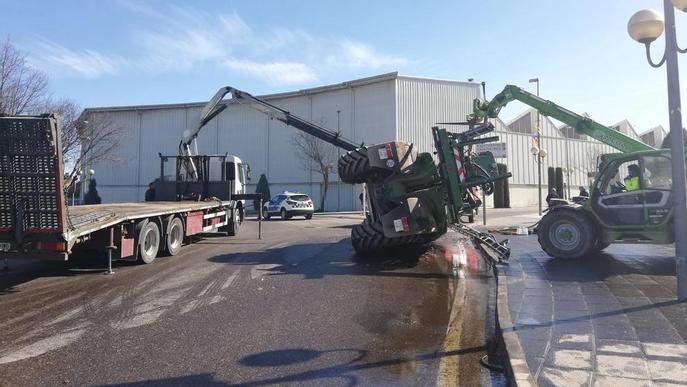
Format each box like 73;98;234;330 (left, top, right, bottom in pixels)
0;323;90;365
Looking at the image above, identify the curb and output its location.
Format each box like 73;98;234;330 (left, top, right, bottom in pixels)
494;265;537;386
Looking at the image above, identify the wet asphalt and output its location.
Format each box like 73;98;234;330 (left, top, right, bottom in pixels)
0;214;497;386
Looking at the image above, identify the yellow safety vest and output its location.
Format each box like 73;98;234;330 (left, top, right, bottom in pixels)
625;176;640;191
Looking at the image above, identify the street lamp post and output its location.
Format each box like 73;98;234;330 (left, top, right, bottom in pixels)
529;78;543;215
629;0;687;300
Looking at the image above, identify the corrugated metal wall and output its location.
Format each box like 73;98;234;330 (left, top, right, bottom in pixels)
395;77;481;153
87;79;397;211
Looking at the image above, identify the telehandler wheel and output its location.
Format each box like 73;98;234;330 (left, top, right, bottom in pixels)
351;219;433;255
537;210;595;259
338;147;371;184
591;238;611;253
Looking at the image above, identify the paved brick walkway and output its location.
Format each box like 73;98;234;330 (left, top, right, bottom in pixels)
498;236;687;386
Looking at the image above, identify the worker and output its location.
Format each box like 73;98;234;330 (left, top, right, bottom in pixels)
578;186;589;197
546;188;559;206
145;181;156;202
84;180;102;205
624;165;640;192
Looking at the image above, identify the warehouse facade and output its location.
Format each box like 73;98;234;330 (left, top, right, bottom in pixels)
82;72;653;210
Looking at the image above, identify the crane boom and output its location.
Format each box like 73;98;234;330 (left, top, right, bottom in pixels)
470;85;655;153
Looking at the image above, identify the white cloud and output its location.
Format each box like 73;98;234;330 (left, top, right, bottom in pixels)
223;59;317;85
32;6;408;85
36;41;127;79
335;41;408;68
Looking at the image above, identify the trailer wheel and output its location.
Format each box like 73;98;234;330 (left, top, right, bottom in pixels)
164;217;184;256
137;221;160;264
338;147;371;184
351;219;433;255
537;209;594;259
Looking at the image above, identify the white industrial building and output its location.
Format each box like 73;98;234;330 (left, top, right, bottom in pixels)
83;72;656;210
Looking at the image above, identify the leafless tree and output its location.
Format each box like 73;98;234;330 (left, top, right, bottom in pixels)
291;132;336;211
0;37;49;115
0;37;126;191
62;110;126;190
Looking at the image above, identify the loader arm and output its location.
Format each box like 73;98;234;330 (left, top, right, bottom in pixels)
470;85;655;153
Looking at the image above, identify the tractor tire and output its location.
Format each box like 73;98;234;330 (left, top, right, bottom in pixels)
351;219;432;255
338;147;371;184
537;209;595;259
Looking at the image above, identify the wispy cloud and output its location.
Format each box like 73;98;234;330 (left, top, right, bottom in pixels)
334;41;408;68
224;59;317;85
35;41;127;79
32;5;408;85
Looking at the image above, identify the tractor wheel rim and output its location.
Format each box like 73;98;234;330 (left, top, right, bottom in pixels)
549;221;580;251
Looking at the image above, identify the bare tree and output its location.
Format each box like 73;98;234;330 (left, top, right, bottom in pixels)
62;111;126;190
0;37;49;115
291;132;336;211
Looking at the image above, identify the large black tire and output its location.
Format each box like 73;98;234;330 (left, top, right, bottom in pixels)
164;217;184;256
338;147;371;184
537;209;595;259
137;220;160;264
591;238;611;253
228;210;240;236
351;219;433;255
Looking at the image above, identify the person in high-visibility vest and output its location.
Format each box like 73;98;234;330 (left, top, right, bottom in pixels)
624;164;641;191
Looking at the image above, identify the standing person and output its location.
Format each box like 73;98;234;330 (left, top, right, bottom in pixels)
84;179;102;205
145;181;156;202
578;186;589;197
546;188;559;207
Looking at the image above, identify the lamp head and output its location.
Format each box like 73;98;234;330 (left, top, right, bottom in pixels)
628;9;664;43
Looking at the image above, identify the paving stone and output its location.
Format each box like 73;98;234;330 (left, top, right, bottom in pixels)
552;321;593;335
539;367;591;387
634;327;682;343
553;300;588;311
595;354;650;379
642;342;687;359
592;375;652;387
593;324;637;341
552;333;593;350
596;339;643;356
647;359;687;383
548;349;592;370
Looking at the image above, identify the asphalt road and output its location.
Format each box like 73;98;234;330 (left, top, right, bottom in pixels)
0;214;480;386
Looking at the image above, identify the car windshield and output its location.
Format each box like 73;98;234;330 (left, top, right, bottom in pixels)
289;195;309;201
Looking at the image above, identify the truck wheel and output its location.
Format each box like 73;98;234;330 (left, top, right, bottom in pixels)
338;147;371;184
165;217;184;256
137;221;160;264
537;210;594;259
228;210;240;236
350;219;430;255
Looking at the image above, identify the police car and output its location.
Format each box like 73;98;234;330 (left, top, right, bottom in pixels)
263;191;314;220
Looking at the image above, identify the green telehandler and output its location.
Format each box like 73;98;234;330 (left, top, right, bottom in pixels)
470;84;681;259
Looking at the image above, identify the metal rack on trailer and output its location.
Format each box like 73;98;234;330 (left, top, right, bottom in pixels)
0;115;240;267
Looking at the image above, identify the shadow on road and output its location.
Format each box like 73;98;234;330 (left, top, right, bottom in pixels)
207;239;449;280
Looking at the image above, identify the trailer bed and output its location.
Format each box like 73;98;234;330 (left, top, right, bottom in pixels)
64;200;230;240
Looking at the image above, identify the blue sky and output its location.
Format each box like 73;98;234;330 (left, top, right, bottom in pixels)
2;0;686;133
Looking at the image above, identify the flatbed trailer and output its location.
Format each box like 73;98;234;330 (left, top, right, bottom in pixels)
0;115;240;263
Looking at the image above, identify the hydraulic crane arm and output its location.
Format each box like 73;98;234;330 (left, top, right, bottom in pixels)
470;85;655;153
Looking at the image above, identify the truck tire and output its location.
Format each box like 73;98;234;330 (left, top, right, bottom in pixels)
164;217;184;256
537;209;595;259
351;219;431;255
137;220;160;264
338;147;371;184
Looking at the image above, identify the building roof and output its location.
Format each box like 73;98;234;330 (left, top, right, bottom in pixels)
84;72;480;113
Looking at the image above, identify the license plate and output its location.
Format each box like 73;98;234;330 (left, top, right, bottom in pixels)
0;242;10;251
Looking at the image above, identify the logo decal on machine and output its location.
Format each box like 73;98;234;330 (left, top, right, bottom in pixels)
378;143;394;160
393;217;410;232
